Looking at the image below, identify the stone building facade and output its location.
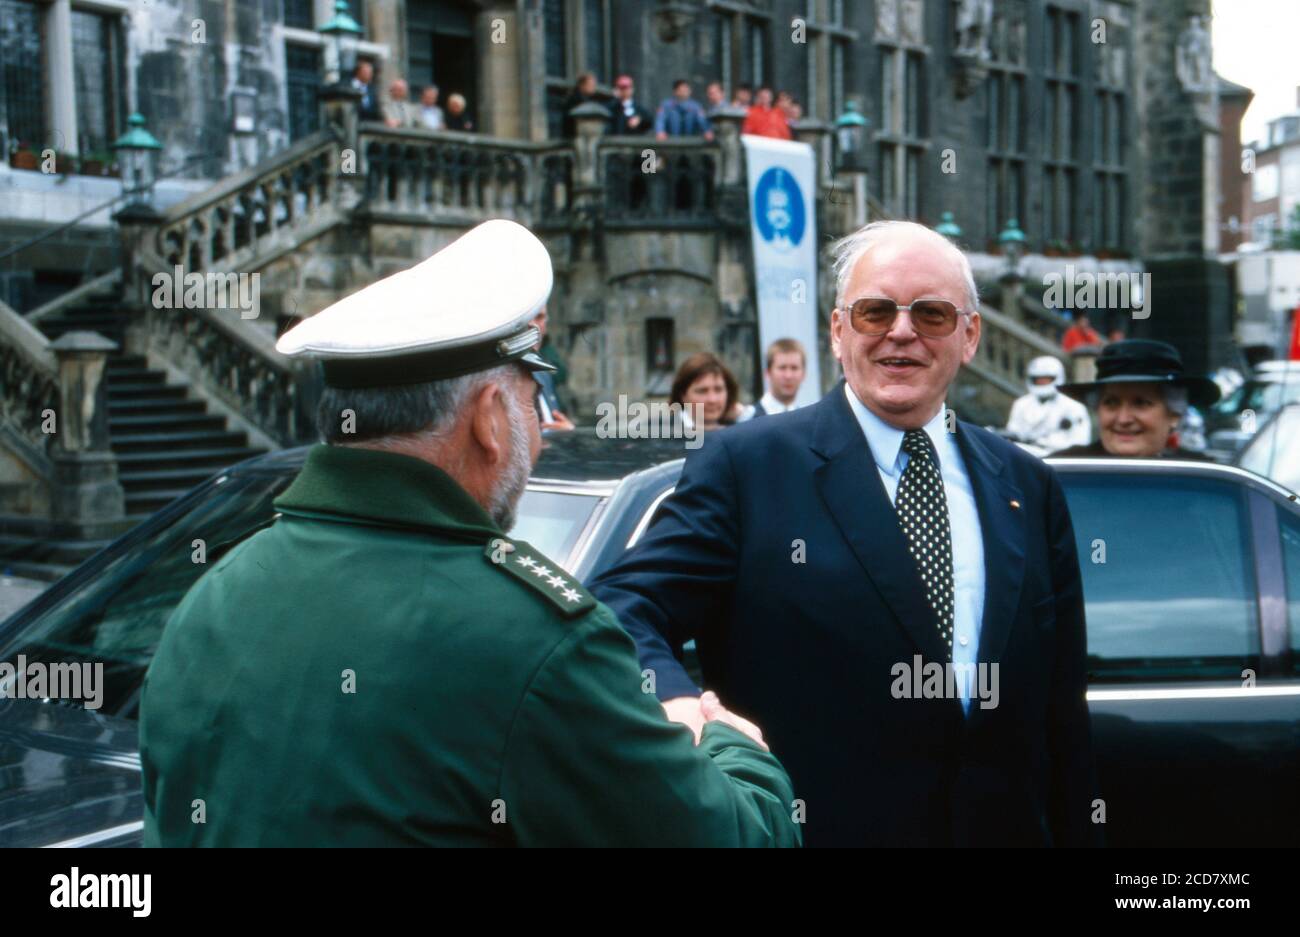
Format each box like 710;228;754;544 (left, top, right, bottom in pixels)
2;0;1240;413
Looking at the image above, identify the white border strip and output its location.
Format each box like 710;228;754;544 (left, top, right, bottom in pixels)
1087;686;1300;702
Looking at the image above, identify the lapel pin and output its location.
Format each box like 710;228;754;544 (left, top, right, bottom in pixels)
1009;499;1021;510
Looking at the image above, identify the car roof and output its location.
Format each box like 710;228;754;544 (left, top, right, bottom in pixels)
228;429;694;484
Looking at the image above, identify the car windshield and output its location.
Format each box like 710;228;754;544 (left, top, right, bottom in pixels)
0;475;604;720
1238;405;1300;491
1213;379;1300;415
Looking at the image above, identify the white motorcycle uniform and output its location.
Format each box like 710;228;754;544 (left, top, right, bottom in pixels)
1006;390;1092;452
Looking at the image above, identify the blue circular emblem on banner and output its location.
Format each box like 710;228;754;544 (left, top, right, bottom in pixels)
753;167;806;252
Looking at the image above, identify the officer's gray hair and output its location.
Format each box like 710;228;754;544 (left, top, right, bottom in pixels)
317;363;521;445
831;220;981;313
1085;384;1188;416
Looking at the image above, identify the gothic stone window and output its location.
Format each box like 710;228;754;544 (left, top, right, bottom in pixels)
876;0;928;219
2;0;46;152
795;0;856;122
72;8;127;155
986;0;1027;246
544;0;613;138
286;44;322;142
707;0;772;96
1092;5;1129;253
1043;4;1081;248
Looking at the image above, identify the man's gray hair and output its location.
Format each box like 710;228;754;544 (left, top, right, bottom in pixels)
316;363;521;445
831;220;980;312
1084;383;1188;416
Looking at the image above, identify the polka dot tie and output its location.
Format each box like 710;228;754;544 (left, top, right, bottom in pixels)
894;429;956;660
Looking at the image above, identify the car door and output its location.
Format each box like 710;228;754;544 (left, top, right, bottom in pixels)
1057;465;1300;847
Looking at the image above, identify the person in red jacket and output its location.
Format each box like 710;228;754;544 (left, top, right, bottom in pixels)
1061;311;1102;352
742;87;792;139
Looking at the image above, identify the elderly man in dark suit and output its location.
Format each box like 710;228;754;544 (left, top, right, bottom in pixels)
590;220;1101;847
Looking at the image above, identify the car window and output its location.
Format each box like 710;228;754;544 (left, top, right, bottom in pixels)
1279;508;1300;675
508;489;603;573
1059;474;1260;681
0;472;291;719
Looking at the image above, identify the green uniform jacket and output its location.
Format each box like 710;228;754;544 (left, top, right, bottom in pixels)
140;445;800;847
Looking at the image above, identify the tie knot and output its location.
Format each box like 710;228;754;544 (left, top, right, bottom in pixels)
901;428;934;458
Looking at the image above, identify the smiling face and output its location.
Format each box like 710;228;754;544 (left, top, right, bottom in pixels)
1096;382;1177;457
682;371;729;426
831;232;980;429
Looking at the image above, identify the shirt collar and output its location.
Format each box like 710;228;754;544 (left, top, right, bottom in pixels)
842;382;951;476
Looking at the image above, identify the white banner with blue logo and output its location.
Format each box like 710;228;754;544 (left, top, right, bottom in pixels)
742;135;822;407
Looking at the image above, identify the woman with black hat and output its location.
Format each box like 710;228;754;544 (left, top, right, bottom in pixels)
1049;339;1221;460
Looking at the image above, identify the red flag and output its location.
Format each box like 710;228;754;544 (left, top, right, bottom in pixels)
1291;304;1300;360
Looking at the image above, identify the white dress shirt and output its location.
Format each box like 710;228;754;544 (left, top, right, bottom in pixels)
843;383;986;713
758;391;800;414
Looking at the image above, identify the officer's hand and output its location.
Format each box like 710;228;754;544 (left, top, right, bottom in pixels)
662;695;707;744
700;691;769;751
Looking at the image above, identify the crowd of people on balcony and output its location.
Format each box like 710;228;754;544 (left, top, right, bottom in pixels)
352;62;475;133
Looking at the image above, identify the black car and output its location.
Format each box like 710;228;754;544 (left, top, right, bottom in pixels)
1;431;1298;847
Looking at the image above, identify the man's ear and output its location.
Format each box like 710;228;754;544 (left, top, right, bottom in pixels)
468;380;506;465
830;308;844;362
961;311;982;365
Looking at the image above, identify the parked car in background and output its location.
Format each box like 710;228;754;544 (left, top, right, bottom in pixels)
1237;402;1300;493
1206;361;1300;460
1;435;1297;847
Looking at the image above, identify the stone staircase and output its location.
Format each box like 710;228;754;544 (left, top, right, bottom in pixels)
0;290;269;582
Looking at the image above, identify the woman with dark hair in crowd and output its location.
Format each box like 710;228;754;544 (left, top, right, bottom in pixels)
562;72;600;137
670;352;742;432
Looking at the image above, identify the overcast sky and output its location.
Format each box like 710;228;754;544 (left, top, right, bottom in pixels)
1211;0;1300;146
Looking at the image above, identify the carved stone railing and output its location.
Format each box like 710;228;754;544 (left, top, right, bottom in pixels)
599;137;720;228
153;129;340;274
970;301;1069;399
359;126;572;226
1020;291;1072;344
0;299;60;470
137;248;318;446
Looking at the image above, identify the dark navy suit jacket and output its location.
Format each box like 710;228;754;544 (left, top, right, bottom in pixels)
589;381;1101;847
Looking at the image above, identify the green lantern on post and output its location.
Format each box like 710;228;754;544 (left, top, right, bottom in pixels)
834;101;870;173
320;0;363;87
999;217;1027;271
935;211;962;241
112;113;163;210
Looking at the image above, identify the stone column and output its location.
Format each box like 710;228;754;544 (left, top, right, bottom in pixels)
1000;270;1024;322
477;4;526;139
113;202;164;356
791;119;833;196
45;0;79;155
320;85;363;213
49;332;125;536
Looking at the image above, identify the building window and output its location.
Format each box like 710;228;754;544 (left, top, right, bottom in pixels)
71;9;126;156
1;0;44;152
283;0;314;31
707;2;771;98
797;0;857;122
1043;5;1080;247
876;0;927;220
986;3;1027;246
544;0;614;137
344;0;365;35
1090;11;1129;253
286;44;322;142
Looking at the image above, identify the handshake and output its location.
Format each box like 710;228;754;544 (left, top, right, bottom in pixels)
663;692;769;751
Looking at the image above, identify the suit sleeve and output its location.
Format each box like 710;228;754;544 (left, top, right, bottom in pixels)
1043;467;1105;846
588;434;742;700
500;607;801;847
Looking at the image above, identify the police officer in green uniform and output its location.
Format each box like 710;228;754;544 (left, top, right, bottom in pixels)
139;220;800;847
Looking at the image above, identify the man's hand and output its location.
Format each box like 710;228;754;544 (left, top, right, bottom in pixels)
542;410;576;431
661;692;768;751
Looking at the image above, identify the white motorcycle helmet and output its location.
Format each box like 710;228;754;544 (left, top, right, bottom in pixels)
1026;356;1065;400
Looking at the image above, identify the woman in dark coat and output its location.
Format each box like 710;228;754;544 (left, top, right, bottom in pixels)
1050;338;1220;460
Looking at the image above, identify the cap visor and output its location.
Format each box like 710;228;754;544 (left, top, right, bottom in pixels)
519;351;557;373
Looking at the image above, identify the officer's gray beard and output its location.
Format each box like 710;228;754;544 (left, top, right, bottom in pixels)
488;391;533;532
